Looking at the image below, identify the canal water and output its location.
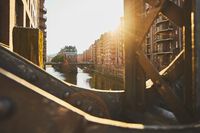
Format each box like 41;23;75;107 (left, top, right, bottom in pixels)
46;66;124;90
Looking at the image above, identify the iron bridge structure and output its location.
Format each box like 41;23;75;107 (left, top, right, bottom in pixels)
0;0;200;133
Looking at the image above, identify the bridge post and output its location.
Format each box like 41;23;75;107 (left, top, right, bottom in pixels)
194;0;200;118
183;0;200;118
182;0;200;117
124;0;146;111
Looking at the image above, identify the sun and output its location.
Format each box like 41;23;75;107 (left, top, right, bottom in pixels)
46;0;124;55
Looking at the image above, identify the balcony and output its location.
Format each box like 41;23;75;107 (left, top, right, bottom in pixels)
39;16;47;22
153;47;173;55
156;19;169;25
146;33;151;38
155;35;174;43
43;31;47;38
40;7;47;14
155;37;173;43
39;23;47;30
145;51;151;55
153;51;173;55
39;20;46;29
155;28;173;34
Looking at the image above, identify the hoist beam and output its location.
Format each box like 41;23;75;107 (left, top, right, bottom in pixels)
146;0;184;27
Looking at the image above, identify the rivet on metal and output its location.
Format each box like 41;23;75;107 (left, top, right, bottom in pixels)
63;92;70;98
155;80;161;88
29;74;38;82
87;106;93;112
76;100;82;106
42;98;49;104
155;80;160;85
155;0;161;7
160;85;166;91
0;97;13;120
136;77;141;80
99;112;103;117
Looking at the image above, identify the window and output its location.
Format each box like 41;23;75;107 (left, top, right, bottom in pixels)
0;0;9;45
16;0;24;26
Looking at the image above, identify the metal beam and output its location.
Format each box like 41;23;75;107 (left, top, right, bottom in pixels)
136;50;192;123
1;68;200;132
183;0;194;115
161;0;184;27
124;0;146;110
0;45;123;119
123;0;167;111
146;0;184;27
124;0;193;123
146;50;184;90
130;0;167;49
161;50;184;82
194;0;200;119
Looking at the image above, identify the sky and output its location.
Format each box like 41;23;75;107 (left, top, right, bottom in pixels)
45;0;123;55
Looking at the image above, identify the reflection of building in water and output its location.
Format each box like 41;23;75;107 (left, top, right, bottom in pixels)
64;73;77;85
46;66;123;90
89;72;124;90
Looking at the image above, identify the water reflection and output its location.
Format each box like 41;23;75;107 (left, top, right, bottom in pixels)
46;66;124;90
89;73;124;90
76;68;92;88
45;66;66;80
63;71;77;85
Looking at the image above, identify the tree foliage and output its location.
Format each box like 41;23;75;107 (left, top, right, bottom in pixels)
51;55;64;63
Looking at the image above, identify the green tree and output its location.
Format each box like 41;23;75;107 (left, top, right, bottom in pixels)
51;55;64;63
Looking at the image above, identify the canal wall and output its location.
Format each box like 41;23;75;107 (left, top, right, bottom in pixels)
94;65;124;82
53;63;124;83
52;63;77;74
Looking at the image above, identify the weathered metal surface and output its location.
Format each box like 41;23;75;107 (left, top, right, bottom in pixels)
13;27;44;68
194;0;200;118
0;43;9;49
146;0;184;26
0;70;85;133
161;50;184;83
0;0;200;131
124;0;193;123
135;0;167;46
124;0;146;111
146;50;184;89
183;0;194;115
161;0;184;27
145;0;163;7
0;0;9;45
65;91;110;118
0;45;178;123
136;50;192;123
123;0;170;112
1;68;200;133
0;45;123;120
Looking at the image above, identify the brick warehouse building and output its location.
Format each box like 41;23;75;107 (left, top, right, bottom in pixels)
78;18;125;79
0;0;47;67
78;0;184;78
